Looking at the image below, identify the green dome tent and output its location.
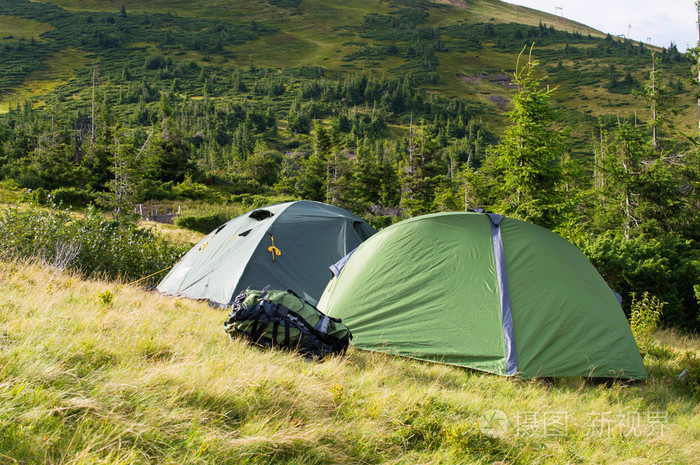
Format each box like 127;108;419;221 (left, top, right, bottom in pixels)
158;201;376;306
318;212;646;379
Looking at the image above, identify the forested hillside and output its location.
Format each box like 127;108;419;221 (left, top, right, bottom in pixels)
0;0;698;329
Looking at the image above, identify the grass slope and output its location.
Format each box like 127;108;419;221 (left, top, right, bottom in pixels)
1;260;699;464
1;0;694;134
0;15;53;41
0;48;86;113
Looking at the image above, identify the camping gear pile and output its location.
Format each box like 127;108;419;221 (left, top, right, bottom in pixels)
159;202;647;380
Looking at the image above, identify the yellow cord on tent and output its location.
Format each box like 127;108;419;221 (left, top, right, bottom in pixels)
268;234;281;262
128;265;173;287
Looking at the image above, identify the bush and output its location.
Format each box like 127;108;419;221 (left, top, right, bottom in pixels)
366;214;395;230
50;187;95;208
630;292;663;350
580;232;700;330
30;187;49;205
144;54;170;70
175;212;229;233
135;179;174;201
0;205;187;285
268;0;301;7
228;193;294;209
32;187;96;209
172;178;223;200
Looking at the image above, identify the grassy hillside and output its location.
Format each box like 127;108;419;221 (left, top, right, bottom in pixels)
1;260;698;463
0;0;694;132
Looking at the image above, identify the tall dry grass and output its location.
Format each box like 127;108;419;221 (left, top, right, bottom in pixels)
0;261;698;464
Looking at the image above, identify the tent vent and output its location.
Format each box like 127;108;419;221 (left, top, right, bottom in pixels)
214;224;227;235
239;229;251;237
353;221;371;240
249;210;274;221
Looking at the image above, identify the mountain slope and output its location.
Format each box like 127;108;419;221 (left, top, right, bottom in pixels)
0;0;693;132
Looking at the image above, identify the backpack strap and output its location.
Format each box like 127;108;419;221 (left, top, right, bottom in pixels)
249;312;265;343
272;320;279;347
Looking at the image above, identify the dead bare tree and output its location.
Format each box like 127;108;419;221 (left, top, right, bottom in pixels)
696;2;700;136
91;64;99;147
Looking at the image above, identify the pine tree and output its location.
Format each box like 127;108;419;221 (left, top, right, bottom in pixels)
399;127;442;217
355;139;383;206
491;47;565;229
294;123;330;201
431;175;461;212
244;140;280;186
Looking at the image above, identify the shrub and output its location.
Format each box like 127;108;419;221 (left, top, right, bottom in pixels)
268;0;301;7
135;179;174;201
630;292;663;350
144;54;169;70
366;214;395;230
228;193;294;209
171;178;222;200
50;187;95;208
96;289;115;307
0;205;187;285
580;232;699;330
175;212;229;233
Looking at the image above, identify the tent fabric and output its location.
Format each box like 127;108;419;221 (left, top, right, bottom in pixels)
330;248;357;278
158;201;376;306
318;212;647;379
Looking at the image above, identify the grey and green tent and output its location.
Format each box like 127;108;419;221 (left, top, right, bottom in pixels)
319;212;646;379
158;201;376;306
